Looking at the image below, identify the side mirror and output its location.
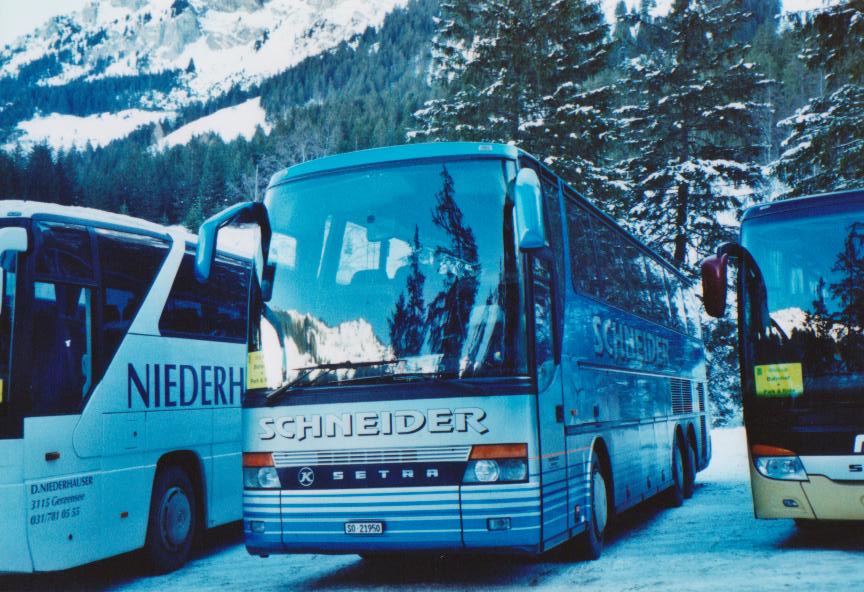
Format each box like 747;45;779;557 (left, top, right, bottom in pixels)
0;227;28;255
195;201;271;284
0;227;28;317
701;254;729;318
514;168;547;251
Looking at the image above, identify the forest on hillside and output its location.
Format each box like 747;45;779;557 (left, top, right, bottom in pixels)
0;0;862;423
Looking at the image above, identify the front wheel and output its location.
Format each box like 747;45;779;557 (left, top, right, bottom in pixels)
578;452;609;560
145;465;197;573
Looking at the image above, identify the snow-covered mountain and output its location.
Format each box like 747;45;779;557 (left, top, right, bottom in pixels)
0;0;407;149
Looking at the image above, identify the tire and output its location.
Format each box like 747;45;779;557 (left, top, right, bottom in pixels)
145;465;197;574
683;439;697;499
579;451;609;560
667;437;685;508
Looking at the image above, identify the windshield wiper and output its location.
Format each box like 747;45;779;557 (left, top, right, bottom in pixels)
332;371;485;392
265;359;402;405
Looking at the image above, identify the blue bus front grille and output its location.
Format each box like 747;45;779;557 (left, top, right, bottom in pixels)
243;480;545;553
278;486;463;552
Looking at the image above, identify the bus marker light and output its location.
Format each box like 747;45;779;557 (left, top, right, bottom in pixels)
783;499;799;508
120;512;128;519
487;518;511;531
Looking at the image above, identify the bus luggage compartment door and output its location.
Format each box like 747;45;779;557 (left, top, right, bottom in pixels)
23;416;102;571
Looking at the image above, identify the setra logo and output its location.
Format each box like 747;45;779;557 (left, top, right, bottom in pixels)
298;467;315;487
854;435;864;454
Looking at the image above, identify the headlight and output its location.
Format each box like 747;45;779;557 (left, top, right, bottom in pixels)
243;467;282;489
242;453;280;489
462;444;528;484
754;456;807;481
473;460;500;482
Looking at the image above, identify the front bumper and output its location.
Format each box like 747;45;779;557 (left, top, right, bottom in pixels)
750;461;864;521
244;481;542;555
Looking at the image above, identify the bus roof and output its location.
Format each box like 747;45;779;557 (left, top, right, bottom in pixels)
269;142;520;186
741;188;864;223
0;200;184;238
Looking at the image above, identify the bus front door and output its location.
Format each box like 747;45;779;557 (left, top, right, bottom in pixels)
530;257;569;546
21;225;104;571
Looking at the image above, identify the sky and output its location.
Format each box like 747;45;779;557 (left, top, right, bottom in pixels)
0;0;834;49
0;0;90;47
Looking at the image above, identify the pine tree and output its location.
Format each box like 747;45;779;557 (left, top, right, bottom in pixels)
774;0;864;197
414;0;614;195
388;226;427;357
616;0;772;426
617;0;770;269
541;0;616;197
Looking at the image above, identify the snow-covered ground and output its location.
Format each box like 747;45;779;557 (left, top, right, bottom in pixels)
156;97;270;150
7;109;174;152
4;428;863;591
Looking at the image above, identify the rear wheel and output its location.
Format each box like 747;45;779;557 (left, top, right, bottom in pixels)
683;439;697;499
667;438;686;507
145;465;197;574
579;452;609;560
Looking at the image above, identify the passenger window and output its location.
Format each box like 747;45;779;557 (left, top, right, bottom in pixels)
621;242;648;314
565;199;600;297
35;223;94;281
160;253;250;342
644;257;672;325
593;221;628;308
684;286;702;338
29;282;92;415
96;229;169;372
664;270;688;333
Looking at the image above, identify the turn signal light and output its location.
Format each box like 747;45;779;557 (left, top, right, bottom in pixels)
752;444;796;457
470;443;527;460
243;452;274;467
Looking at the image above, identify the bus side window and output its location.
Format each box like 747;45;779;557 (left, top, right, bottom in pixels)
593;221;628;308
160;253;249;342
564;196;600;297
663;270;686;333
30;282;92;415
35;222;94;282
96;229;169;377
644;256;673;327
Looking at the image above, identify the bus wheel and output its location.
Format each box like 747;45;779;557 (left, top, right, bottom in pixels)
579;453;609;560
683;439;697;499
145;465;197;573
667;438;685;508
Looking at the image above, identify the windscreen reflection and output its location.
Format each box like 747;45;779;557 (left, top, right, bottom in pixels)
261;159;525;389
744;210;864;399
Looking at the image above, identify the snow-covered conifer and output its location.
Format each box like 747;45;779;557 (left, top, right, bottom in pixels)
774;0;863;196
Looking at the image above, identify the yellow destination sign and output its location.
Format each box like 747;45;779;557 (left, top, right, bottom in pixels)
247;351;268;390
754;363;803;397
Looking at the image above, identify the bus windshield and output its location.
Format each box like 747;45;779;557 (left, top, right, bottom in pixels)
743;208;864;403
261;158;526;390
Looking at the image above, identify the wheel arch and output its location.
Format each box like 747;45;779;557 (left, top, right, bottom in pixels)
589;436;614;513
